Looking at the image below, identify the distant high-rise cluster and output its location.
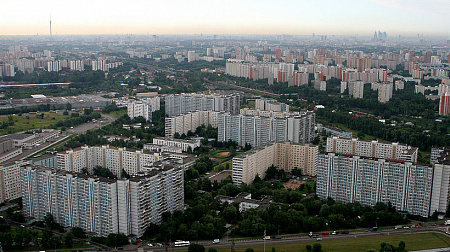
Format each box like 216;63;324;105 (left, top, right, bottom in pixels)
374;30;388;40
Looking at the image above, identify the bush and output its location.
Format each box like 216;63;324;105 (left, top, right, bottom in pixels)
188;243;205;252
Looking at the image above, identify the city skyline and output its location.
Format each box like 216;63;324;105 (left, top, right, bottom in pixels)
2;0;450;36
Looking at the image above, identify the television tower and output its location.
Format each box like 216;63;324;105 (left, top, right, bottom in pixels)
50;14;52;39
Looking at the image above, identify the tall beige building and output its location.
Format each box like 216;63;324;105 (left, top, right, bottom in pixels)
232;142;318;185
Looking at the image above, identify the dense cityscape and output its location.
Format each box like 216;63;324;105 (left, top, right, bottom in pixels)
1;1;450;251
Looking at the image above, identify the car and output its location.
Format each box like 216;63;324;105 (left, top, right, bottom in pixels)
403;226;409;229
364;230;369;232
212;239;220;244
316;238;322;241
311;235;318;238
117;247;123;250
148;244;153;247
20;225;25;228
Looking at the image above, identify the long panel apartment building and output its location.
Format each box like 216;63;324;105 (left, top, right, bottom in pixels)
57;145;164;177
316;152;450;217
218;111;315;148
21;163;184;237
165;110;219;138
326;136;418;162
165;93;240;117
232;142;318;185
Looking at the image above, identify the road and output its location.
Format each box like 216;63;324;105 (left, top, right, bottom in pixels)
120;225;450;252
66;113;117;134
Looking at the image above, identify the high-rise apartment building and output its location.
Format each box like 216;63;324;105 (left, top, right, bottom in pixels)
21;163;184;237
439;92;450;116
378;82;393;103
316;153;444;217
165;110;218;138
255;98;289;112
232;142;318;185
0;161;26;202
326;136;418;162
69;60;84;71
127;100;154;121
57;145;164;177
165;93;240;117
218;112;315;148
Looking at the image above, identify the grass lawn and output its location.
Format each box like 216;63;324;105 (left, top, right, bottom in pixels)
0;113;71;135
107;109;127;118
217;233;450;252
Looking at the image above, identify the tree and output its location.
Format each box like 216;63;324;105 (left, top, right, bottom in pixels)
398;241;406;252
306;245;312;252
312;243;322;252
63;110;69;115
66;103;72;110
106;233;129;247
72;227;86;238
188;243;205;252
44;213;56;230
64;231;74;248
208;248;218;252
245;248;255;252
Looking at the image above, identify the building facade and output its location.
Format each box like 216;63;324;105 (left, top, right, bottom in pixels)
165;110;219;138
326;136;418;162
218;112;315;148
57;145;163;177
316;153;442;217
21;164;184;237
232;142;318;185
127;100;153;121
165;93;240;117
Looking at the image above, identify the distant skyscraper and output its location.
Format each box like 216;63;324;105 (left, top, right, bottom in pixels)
275;49;282;61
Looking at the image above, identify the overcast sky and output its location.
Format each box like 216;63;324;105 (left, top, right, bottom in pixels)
1;0;449;36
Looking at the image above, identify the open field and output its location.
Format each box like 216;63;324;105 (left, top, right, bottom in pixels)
217;233;450;252
107;109;127;118
0;113;70;135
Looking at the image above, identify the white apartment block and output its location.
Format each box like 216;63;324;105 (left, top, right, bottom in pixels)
376;82;393;103
69;60;84;71
138;97;161;112
232;142;318;185
240;108;292;118
57;145;163;177
165;110;219;138
21;163;184;237
218;111;315;148
255;98;289;112
326;136;418;162
127;100;153;121
316;152;450;217
232;144;277;186
165;93;240;117
0;161;26;202
151;137;200;152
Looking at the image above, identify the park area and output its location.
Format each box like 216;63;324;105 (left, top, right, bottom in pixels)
216;233;450;252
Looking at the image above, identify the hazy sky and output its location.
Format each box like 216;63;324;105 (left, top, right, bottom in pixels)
1;0;449;36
